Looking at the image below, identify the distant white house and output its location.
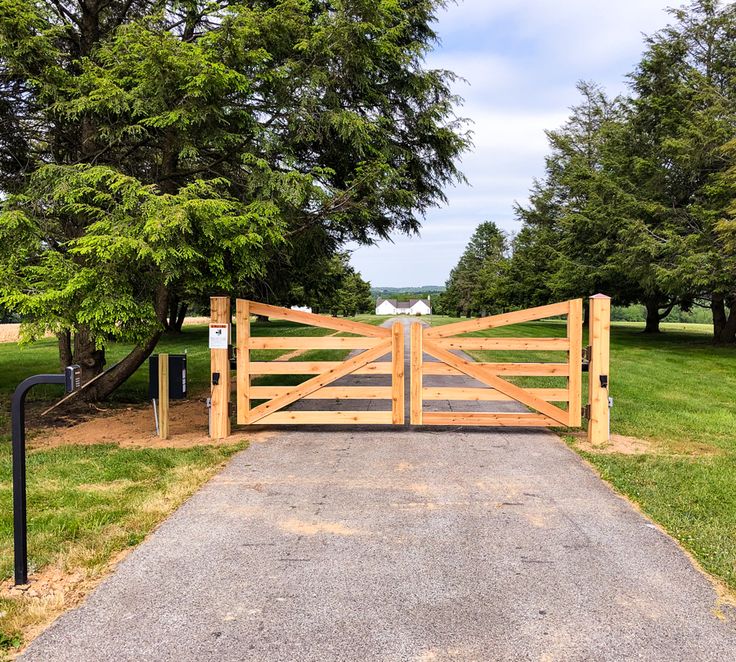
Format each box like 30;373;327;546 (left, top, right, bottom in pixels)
375;298;432;316
290;305;312;313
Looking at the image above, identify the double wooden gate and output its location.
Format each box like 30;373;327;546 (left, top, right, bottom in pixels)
209;295;610;444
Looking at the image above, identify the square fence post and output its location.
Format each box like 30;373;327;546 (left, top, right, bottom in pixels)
210;296;231;439
587;294;611;445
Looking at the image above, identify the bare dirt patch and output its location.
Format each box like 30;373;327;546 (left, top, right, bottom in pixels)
570;431;721;457
29;398;267;450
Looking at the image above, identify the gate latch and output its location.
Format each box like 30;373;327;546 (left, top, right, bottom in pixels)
582;346;591;372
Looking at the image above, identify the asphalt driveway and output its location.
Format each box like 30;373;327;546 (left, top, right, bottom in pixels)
21;319;736;661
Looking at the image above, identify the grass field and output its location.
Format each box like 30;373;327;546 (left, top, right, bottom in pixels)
1;313;736;650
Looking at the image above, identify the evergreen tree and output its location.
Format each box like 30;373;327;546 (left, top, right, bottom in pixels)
0;0;469;397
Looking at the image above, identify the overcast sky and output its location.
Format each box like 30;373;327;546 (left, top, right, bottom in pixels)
349;0;677;287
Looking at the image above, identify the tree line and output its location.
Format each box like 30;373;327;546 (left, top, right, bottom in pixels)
0;0;469;399
441;0;736;342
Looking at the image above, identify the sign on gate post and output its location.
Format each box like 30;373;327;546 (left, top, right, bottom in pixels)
210;297;231;439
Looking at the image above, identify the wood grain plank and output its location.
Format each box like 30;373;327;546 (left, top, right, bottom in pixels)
236;299;250;425
255;411;393;425
249;386;393;400
433;337;569;351
247;301;390;337
424;301;571;338
587;295;611;444
410;323;423;424
421;387;569;402
421;362;569;376
421;412;558;427
567;298;583;427
248;361;393;375
248;336;384;350
392;322;405;424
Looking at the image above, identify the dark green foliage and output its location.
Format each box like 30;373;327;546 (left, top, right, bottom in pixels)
0;0;469;397
441;221;509;317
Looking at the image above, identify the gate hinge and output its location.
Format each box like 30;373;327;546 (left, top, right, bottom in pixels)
582;404;591;420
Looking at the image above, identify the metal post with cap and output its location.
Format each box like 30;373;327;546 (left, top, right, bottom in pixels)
11;365;81;585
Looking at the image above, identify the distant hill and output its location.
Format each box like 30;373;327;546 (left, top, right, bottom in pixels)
371;286;444;300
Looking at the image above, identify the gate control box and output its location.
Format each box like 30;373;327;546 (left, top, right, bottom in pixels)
148;354;187;399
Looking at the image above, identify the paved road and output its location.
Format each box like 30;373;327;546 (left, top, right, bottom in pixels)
22;319;736;661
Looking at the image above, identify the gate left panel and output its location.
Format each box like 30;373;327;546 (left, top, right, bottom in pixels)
234;301;403;425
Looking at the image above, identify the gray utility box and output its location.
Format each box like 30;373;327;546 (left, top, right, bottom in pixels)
148;354;187;399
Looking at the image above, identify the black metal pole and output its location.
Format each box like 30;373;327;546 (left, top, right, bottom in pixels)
11;374;65;585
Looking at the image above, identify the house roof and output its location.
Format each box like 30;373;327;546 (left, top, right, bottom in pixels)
376;298;430;308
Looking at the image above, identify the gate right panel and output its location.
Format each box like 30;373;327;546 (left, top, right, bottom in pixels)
410;299;583;427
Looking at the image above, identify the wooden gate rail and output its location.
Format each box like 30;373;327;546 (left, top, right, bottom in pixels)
229;299;403;429
411;299;583;428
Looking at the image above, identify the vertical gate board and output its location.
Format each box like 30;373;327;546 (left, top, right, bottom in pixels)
236;299;250;425
391;322;405;425
410;322;423;425
567;298;583;427
210;296;231;439
588;294;611;444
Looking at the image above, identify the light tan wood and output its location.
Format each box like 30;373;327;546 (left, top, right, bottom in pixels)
424;301;571;338
247;301;390;337
255;411;393;425
249;386;393;400
433;337;569;351
567;298;583;427
248;361;394;375
236;299;250;425
410;323;423;424
392;322;405;424
421;362;569;376
158;353;169;440
422;339;570;425
247;336;384;350
210;296;231;439
587;294;611;444
421;412;558;427
245;340;392;424
421;387;569;402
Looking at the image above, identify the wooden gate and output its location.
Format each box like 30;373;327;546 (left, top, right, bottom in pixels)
230;300;404;427
410;299;585;428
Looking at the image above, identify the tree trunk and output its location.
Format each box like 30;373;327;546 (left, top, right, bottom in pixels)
173;302;188;332
73;324;106;383
80;330;163;401
712;294;736;344
644;299;662;334
255;314;269;323
58;331;73;371
165;297;188;333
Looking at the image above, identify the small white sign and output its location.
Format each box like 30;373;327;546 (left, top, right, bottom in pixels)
209;323;229;349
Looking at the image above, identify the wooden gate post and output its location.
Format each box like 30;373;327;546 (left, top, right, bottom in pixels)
210;296;231;439
588;294;611;445
410;322;422;425
158;353;169;440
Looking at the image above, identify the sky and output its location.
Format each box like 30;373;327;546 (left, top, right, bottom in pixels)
349;0;677;287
